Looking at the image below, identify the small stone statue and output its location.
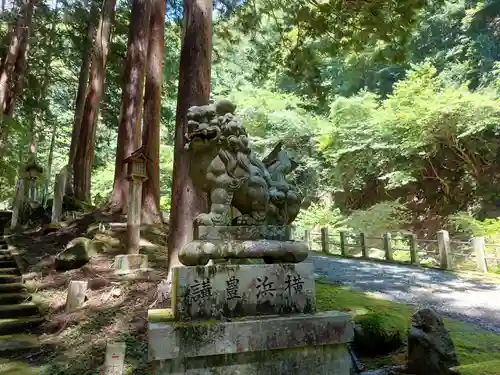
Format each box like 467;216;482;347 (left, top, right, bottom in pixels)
185;99;302;227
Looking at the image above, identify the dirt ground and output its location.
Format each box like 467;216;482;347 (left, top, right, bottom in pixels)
7;211;168;374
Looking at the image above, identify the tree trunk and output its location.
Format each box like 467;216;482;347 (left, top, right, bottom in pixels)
167;0;212;274
43;121;57;205
0;0;34;138
68;1;98;169
108;0;151;212
141;0;165;224
73;0;117;202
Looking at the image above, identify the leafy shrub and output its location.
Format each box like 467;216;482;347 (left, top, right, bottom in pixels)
353;312;405;356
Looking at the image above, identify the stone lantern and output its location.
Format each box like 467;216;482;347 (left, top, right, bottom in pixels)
115;147;151;275
25;161;43;202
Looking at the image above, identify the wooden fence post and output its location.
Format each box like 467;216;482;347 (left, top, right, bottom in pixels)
472;236;487;273
383;233;393;261
304;229;311;250
359;233;367;258
437;230;452;270
339;231;347;256
321;227;330;254
408;233;419;265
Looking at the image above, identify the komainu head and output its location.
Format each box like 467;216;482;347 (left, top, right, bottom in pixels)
185;100;250;154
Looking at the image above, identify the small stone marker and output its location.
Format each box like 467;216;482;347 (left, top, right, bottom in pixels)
114;254;148;275
51;170;67;223
66;280;87;312
172;263;316;320
104;342;126;375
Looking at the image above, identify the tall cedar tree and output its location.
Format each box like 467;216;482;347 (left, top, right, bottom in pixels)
167;0;212;274
68;1;98;169
141;0;166;223
0;0;34;144
73;0;117;202
108;0;151;211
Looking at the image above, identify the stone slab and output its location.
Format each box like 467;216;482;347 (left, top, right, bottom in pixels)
114;254;148;275
179;239;308;266
153;343;351;375
195;225;292;241
172;263;315;320
149;311;353;361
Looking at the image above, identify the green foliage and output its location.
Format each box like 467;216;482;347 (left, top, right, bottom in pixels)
354;312;405;355
347;201;411;236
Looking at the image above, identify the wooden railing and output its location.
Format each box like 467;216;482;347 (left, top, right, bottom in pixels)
295;228;500;274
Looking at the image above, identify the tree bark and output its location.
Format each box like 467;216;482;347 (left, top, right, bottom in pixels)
43;121;57;205
167;0;212;274
73;0;117;202
68;1;98;169
108;0;151;212
141;0;165;224
0;0;34;138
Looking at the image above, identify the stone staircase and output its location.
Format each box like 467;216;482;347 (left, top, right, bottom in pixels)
0;237;42;355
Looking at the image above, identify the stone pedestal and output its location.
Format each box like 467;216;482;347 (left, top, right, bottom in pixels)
149;312;353;375
149;263;354;375
114;254;148;275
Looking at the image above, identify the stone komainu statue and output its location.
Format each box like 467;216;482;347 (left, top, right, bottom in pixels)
185;99;302;226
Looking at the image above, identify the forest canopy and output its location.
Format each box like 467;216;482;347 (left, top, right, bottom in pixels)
0;0;499;239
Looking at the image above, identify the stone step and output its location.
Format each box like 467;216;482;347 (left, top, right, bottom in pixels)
0;303;38;319
0;244;7;250
0;334;40;355
0;255;13;262
0;260;17;268
0;293;29;305
0;359;41;374
0;267;20;275
0;317;43;335
0;275;21;284
0;283;25;293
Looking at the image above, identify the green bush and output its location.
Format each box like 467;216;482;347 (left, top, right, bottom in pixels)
353;312;405;356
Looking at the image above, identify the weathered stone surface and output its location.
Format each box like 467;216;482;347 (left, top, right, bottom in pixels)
149;311;353;361
179;239;308;266
185;100;302;227
114;254;148;275
407;307;459;375
195;225;292;241
172;263;315;320
153;344;351;375
55;237;97;271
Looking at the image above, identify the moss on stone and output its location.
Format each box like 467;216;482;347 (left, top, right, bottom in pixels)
148;309;174;323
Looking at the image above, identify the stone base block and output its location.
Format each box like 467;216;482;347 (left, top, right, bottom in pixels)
172;263;315;320
114;254;148;275
149;311;354;375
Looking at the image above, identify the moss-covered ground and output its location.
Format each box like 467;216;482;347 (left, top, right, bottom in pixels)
316;281;500;374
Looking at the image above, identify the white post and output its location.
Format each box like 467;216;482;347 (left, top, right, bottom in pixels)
473;236;487;273
52;171;67;222
104;342;126;375
66;280;88;312
437;230;452;270
10;179;24;230
127;178;143;254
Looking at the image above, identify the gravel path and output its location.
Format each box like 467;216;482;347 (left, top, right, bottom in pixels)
308;254;500;334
